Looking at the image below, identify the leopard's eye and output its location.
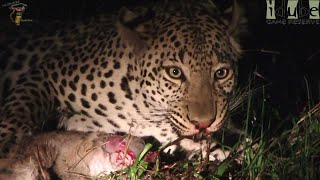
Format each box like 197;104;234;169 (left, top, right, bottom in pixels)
165;66;185;80
214;68;230;79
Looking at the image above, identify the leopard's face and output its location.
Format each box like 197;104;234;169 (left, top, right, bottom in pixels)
127;9;241;139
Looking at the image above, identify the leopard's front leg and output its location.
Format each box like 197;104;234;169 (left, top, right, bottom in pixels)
179;138;230;163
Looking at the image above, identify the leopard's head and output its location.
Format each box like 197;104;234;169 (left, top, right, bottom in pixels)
117;1;245;139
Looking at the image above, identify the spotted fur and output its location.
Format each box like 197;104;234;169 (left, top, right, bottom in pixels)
0;1;243;155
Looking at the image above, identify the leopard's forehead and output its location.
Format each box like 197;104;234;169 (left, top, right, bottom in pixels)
143;5;240;71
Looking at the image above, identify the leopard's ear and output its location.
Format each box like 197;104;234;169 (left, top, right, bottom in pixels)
221;0;247;41
116;7;154;56
219;0;247;55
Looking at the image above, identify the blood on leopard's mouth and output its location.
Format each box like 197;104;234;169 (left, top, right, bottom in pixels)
179;120;224;137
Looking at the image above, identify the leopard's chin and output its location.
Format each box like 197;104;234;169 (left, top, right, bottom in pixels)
180;129;213;142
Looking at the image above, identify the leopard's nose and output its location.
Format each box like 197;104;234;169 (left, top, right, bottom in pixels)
191;120;213;129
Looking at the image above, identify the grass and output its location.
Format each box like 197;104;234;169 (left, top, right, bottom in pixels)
226;77;320;179
97;76;320;179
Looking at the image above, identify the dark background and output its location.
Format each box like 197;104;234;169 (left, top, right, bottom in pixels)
1;0;319;123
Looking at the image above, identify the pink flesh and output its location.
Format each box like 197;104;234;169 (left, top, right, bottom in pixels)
115;141;137;160
104;135;124;153
104;135;138;166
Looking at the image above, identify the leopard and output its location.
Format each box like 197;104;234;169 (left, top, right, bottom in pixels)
0;0;244;159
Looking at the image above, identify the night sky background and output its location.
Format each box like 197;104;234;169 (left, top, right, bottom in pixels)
1;0;319;129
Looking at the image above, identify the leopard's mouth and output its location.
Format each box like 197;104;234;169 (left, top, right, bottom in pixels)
181;119;225;142
182;129;213;142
